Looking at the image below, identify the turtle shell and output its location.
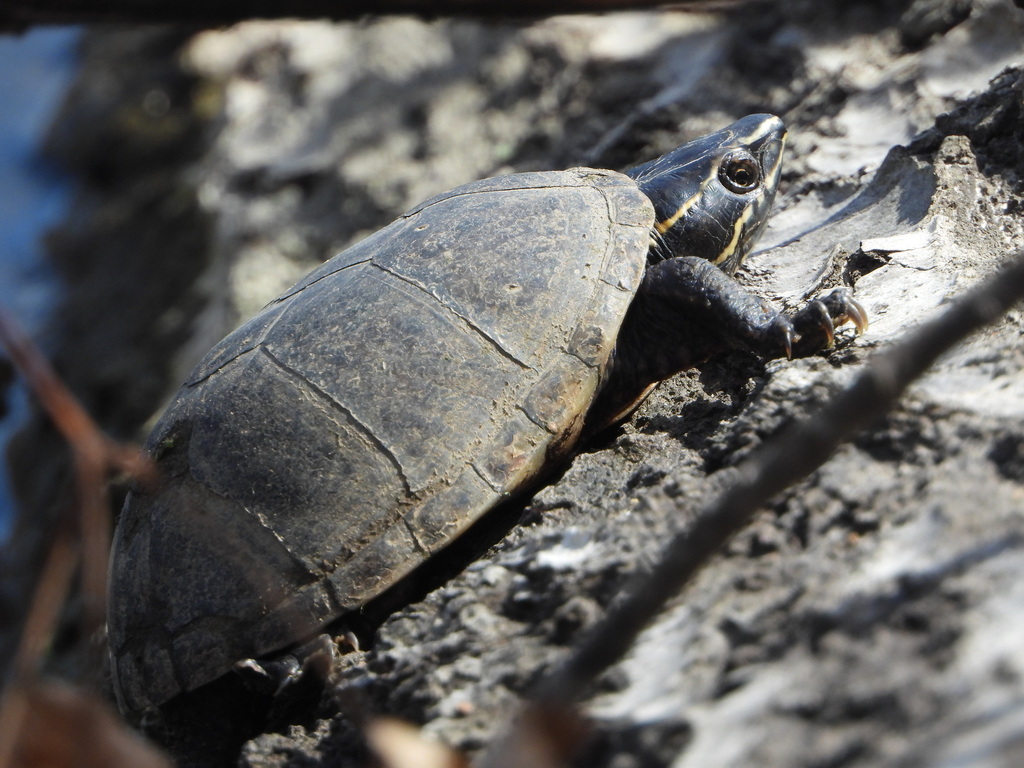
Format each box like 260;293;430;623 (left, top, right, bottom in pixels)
108;167;654;713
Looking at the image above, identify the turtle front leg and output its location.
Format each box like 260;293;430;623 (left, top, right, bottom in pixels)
591;256;866;429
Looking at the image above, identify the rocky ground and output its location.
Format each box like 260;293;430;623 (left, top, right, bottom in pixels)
5;1;1024;766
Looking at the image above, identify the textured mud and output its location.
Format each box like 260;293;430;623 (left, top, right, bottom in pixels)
5;2;1024;767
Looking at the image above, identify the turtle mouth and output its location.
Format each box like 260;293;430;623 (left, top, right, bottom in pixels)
757;132;787;193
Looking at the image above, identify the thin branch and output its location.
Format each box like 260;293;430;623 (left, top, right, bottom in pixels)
0;0;763;28
0;309;152;631
0;308;155;768
0;519;79;768
524;249;1024;708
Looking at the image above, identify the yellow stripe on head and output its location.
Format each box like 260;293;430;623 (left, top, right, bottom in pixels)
654;174;714;235
712;204;753;266
732;117;784;147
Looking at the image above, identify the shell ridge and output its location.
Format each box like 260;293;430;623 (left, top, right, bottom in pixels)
572;182;653;401
402;172;600;219
400;515;430;557
557;183;649;368
561;346;599;369
258;345;414;497
594;181;653;281
516;402;551;433
186;315;282;388
187;357;236;388
370;260;533;372
186;476;317;580
185;293;302;387
276;256;373;303
469;460;505;493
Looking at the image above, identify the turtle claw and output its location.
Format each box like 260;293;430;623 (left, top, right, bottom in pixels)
788;288;867;356
234;655;303;694
337;629;361;653
782;326;794;360
841;297;869;335
766;314;797;360
232;633;340;695
818;289;868;337
818;306;836;347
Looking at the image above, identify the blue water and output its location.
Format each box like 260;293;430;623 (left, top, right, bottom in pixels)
0;28;80;540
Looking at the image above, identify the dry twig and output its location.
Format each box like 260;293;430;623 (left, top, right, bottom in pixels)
0;308;157;768
0;0;763;28
478;251;1024;766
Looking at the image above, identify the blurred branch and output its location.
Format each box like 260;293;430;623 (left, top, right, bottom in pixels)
0;309;152;634
478;250;1024;766
0;0;761;28
0;308;156;768
4;682;171;768
0;519;79;768
534;250;1024;703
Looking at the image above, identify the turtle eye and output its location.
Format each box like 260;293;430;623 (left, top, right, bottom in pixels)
719;152;761;194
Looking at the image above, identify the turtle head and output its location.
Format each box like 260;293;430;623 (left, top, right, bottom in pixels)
626;114;786;275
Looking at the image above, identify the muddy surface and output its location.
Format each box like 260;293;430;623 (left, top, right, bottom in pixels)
7;1;1024;766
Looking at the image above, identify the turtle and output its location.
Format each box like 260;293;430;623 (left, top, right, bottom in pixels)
107;113;866;715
